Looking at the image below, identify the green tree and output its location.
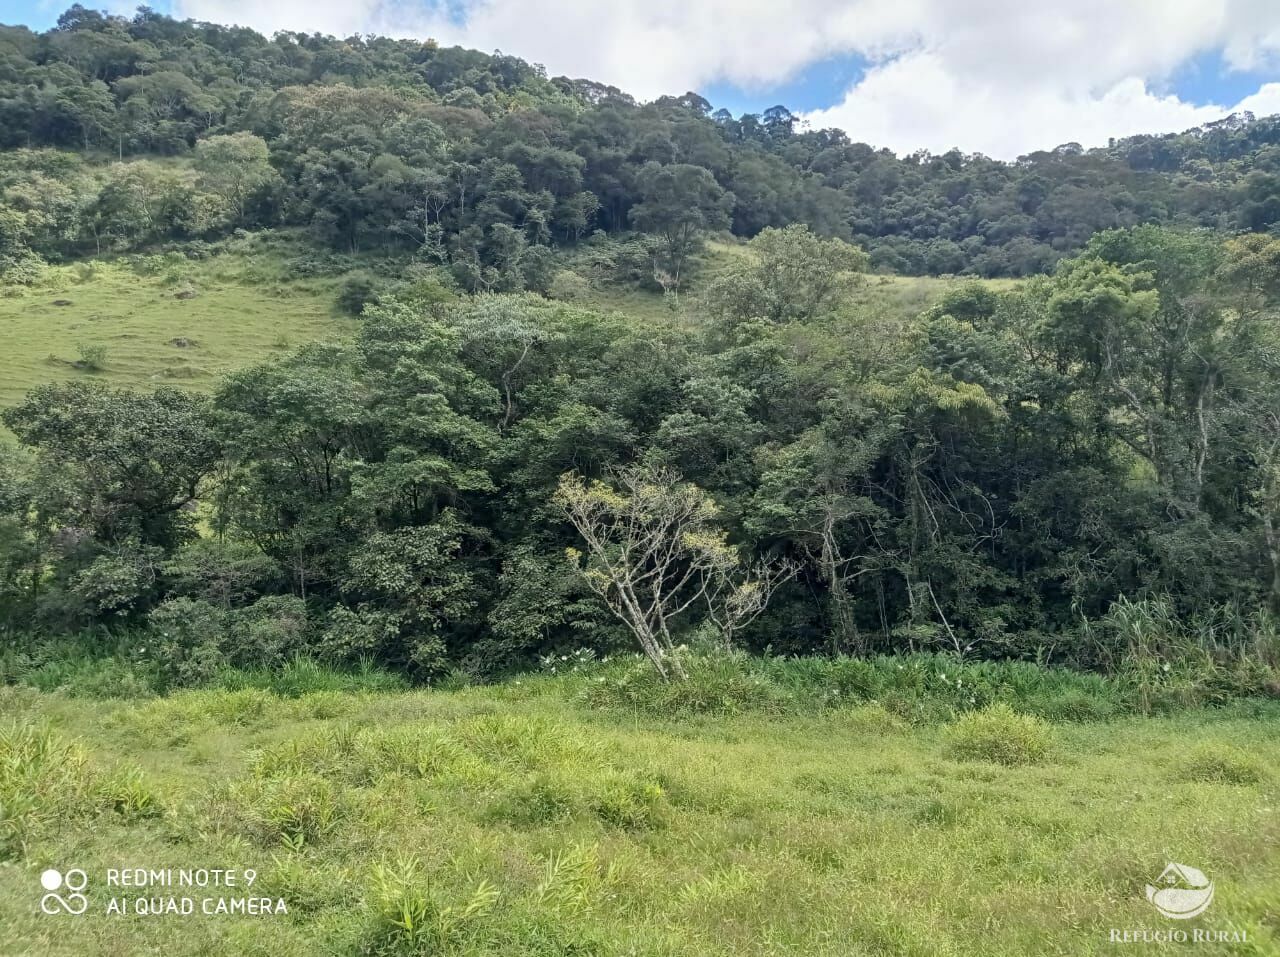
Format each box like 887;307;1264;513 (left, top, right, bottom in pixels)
629;162;733;291
194;132;276;223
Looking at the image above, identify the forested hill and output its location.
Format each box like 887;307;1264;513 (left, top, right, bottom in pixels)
4;5;1280;284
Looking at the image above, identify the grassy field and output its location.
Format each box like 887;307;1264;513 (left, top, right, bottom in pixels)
0;254;354;412
2;665;1276;956
0;236;1006;418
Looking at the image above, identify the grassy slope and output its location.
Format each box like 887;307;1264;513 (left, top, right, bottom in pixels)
0;237;1009;417
0;257;355;412
2;679;1276;956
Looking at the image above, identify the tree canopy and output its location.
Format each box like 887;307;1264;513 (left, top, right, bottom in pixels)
3;7;1280;284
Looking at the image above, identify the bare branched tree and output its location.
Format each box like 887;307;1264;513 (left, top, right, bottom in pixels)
703;557;799;649
554;465;791;679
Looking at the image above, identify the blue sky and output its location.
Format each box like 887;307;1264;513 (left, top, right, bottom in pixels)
6;2;1280;159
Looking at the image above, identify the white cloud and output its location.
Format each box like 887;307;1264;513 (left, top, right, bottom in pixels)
806;61;1280;160
171;0;1280;158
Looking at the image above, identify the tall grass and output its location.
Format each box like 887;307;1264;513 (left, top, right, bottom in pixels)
575;647;1130;721
5;596;1277;721
1088;596;1280;713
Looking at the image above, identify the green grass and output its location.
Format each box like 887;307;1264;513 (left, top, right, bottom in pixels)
562;238;1014;329
0;255;355;412
2;671;1276;955
0;238;1012;419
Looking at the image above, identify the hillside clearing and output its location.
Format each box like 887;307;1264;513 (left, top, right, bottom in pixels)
0;258;353;411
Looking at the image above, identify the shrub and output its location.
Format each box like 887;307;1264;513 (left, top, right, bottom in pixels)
548;269;591;302
0;250;46;285
162;538;279;607
337;273;380;315
75;342;107;370
146;598;226;687
70;546;163;620
945;703;1053;765
318;605;403;666
226;595;309;666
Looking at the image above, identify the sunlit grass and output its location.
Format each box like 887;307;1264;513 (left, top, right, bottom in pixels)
0;256;354;412
1;677;1275;955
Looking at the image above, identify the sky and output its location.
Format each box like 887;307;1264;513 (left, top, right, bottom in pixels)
8;0;1280;160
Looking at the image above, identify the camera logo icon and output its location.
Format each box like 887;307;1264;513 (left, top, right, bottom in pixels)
40;868;89;915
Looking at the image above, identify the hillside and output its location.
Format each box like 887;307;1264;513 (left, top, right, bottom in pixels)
0;231;1002;412
4;7;1280;287
0;250;354;410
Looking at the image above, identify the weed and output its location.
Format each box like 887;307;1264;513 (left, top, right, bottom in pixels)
589;772;668;830
946;703;1053;765
533;843;615;915
229;772;343;849
491;773;579;826
362;854;498;955
1178;742;1268;785
74;342;107;370
97;765;161;821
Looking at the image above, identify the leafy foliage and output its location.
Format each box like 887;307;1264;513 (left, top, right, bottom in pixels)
3;9;1280;280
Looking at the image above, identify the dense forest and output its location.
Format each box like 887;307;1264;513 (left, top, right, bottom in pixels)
1;7;1280;691
5;5;1280;283
3;222;1280;686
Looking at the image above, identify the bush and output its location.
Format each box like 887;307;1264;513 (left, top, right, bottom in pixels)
548;269;591;302
337;273;380;315
0;250;46;286
75;342;107;370
318;605;403;666
70;546;163;619
146;597;227;687
945;703;1053;765
226;595;309;666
